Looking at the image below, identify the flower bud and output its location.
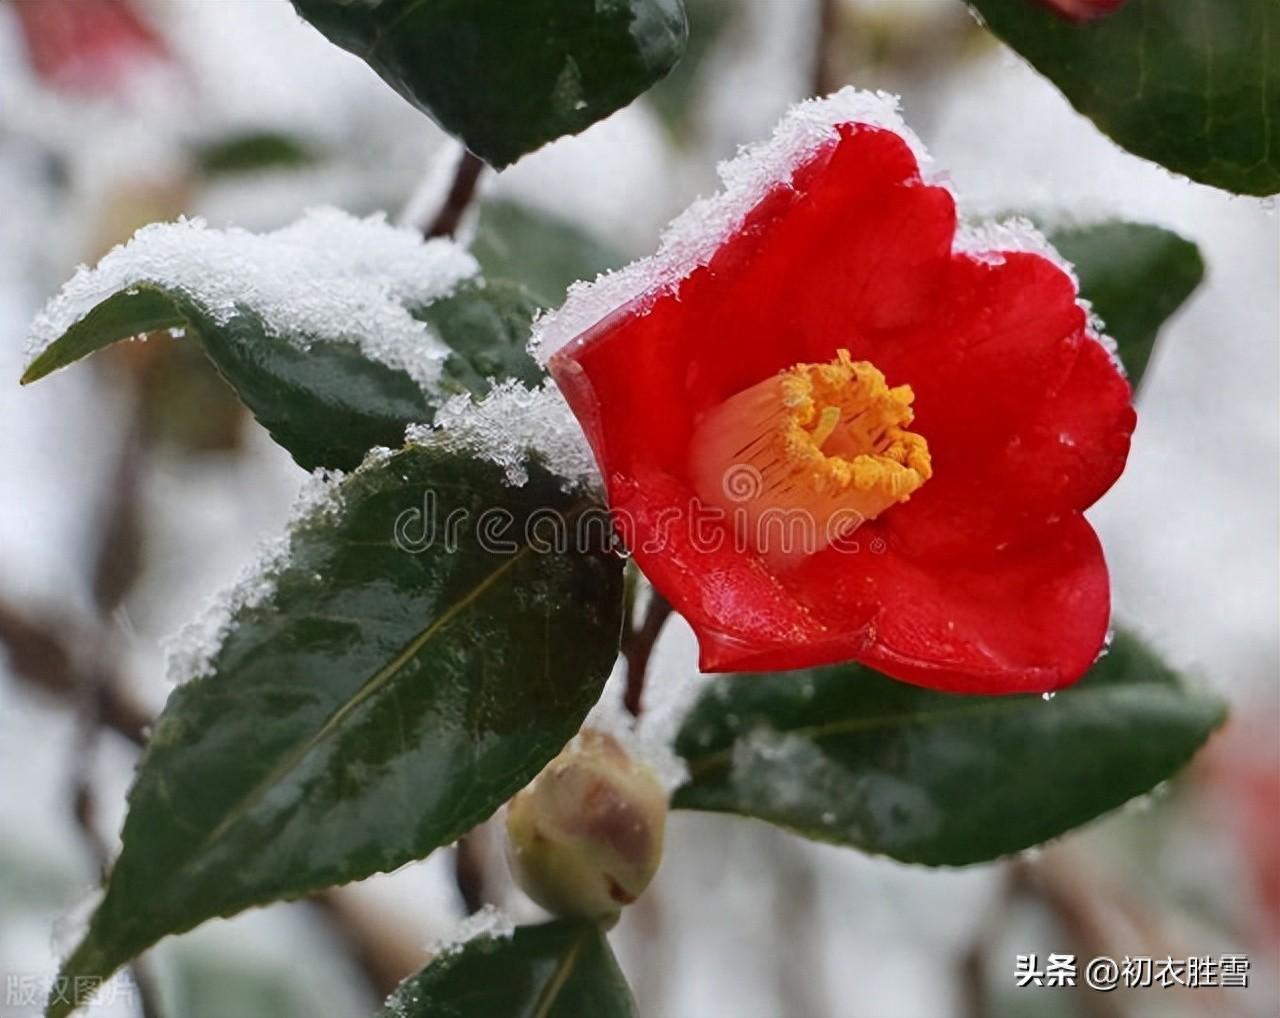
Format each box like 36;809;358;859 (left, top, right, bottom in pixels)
505;730;667;921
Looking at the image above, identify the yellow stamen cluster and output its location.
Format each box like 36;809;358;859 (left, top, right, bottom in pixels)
688;349;932;566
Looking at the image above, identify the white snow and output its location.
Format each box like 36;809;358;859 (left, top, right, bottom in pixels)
160;467;347;685
426;903;516;958
25;208;478;391
953;215;1078;283
530;86;1114;368
414;380;600;490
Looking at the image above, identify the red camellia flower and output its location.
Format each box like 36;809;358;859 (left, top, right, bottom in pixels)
11;0;168;96
1036;0;1130;22
536;90;1135;694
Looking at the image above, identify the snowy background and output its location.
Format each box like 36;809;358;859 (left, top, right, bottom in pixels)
0;1;1276;1016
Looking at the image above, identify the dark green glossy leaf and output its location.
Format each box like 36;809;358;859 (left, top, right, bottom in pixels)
48;448;624;1018
472;201;626;307
191;130;319;178
22;276;545;472
289;0;689;168
427;279;546;390
1051;222;1204;387
381;920;636;1018
969;0;1280;196
673;630;1226;865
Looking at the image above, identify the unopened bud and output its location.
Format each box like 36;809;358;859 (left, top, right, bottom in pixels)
505;730;667;920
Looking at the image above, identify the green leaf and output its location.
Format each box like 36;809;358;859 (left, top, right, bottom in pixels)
472;201;626;307
429;279;547;391
968;0;1280;196
672;630;1226;866
48;447;624;1018
289;0;689;169
381;920;636;1018
191;130;319;178
1051;222;1204;387
22;277;545;473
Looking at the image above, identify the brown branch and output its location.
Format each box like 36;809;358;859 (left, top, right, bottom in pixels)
425;150;485;239
0;603;152;746
813;0;840;96
620;591;673;717
453;829;492;915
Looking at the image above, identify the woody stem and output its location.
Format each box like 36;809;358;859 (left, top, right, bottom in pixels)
621;590;673;717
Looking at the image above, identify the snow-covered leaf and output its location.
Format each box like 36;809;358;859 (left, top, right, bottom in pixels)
381;919;635;1018
47;445;623;1017
970;0;1280;196
22;210;545;471
672;630;1226;865
289;0;689;168
1049;222;1204;388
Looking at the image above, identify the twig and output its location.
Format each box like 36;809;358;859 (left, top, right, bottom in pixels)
0;603;152;745
425;150;485;239
452;827;492;916
620;591;673;717
813;0;840;96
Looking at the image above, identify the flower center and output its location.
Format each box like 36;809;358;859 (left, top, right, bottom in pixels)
688;349;932;567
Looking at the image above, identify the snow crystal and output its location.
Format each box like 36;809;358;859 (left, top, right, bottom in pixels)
26;207;478;391
953;216;1078;284
413;380;599;490
160;467;347;684
427;904;515;958
530;87;926;363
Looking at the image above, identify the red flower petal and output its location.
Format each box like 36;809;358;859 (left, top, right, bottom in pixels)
714;514;1110;695
544;92;1134;693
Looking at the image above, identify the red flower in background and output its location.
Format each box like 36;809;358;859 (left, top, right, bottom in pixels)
1036;0;1130;23
11;0;168;96
543;94;1134;694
